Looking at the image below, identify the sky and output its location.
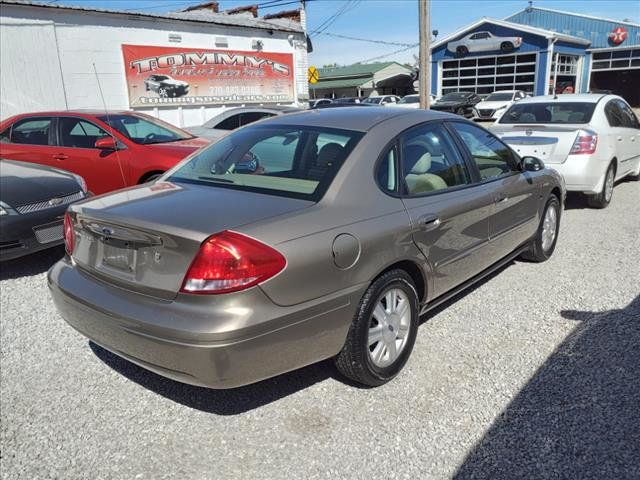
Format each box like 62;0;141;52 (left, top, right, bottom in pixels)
55;0;640;67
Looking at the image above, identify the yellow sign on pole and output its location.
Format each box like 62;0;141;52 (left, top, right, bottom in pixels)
308;66;319;84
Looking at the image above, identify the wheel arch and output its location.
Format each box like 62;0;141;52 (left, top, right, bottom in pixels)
374;259;427;305
138;170;164;184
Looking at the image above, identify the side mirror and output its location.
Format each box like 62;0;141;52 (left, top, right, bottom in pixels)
95;137;118;151
521;156;545;172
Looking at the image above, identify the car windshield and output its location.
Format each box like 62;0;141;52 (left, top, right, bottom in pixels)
362;97;382;104
485;92;514;101
398;96;419;104
499;102;597;124
167;125;364;201
155;75;169;81
440;92;472;101
98;114;193;144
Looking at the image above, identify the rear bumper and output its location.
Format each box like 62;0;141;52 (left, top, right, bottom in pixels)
545;154;609;194
48;259;362;389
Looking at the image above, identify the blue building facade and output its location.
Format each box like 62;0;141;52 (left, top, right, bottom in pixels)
429;7;640;106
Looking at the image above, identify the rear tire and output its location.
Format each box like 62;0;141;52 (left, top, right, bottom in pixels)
521;195;560;263
456;46;468;57
587;162;615;208
140;172;163;183
335;269;419;387
455;107;465;116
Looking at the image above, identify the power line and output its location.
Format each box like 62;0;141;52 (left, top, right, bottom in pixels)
309;0;360;36
318;32;415;47
359;43;419;64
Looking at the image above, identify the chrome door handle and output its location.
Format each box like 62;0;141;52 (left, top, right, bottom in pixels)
617;136;623;141
53;154;68;160
495;195;509;204
418;214;441;231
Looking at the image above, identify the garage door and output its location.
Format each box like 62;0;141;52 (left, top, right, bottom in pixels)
590;48;640;107
441;52;536;96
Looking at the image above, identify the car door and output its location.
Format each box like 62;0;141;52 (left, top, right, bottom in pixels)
395;122;496;298
55;116;130;194
615;99;640;176
449;121;540;262
0;116;59;168
603;100;631;178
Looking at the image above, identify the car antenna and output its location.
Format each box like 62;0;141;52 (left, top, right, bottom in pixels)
93;63;127;188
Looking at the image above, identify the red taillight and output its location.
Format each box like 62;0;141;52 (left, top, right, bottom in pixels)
63;211;75;255
570;129;598;155
181;231;286;295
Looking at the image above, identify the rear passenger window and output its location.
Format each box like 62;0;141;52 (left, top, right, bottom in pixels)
239;112;274;126
400;123;471;195
616;100;640;129
451;122;519;180
9;118;53;145
214;114;241;130
604;101;624;127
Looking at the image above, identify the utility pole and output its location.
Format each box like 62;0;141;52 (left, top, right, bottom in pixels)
418;0;431;109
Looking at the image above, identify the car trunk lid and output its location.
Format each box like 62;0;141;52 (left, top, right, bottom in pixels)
493;125;582;164
69;181;312;300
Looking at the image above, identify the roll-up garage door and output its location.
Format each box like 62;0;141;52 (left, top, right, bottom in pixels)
590;49;640;107
440;52;537;96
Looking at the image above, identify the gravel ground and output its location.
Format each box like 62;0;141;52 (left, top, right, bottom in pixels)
1;180;639;480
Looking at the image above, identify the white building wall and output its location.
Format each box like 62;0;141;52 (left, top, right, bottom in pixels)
0;5;307;127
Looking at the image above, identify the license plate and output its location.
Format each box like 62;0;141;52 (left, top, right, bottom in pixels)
102;242;136;272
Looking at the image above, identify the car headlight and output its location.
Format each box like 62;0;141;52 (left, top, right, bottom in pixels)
72;174;87;194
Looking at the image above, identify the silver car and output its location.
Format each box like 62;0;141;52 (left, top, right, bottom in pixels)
49;108;564;389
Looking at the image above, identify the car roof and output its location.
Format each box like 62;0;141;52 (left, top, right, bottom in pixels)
516;94;608;104
6;110;143;118
265;106;451;132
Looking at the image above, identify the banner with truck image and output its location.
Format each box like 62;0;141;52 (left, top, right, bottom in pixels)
122;44;295;107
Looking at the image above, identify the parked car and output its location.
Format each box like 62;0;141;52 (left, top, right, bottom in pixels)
473;90;528;121
447;31;522;56
309;99;333;109
333;97;365;104
0;111;208;195
492;94;640;208
144;74;190;98
50;107;564;389
431;92;481;117
0;159;87;261
394;94;437;108
185;106;302;141
362;95;401;106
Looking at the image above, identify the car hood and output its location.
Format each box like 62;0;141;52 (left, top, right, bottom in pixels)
143;137;210;157
0;160;81;207
431;101;467;109
184;127;228;141
476;100;512;109
161;78;189;87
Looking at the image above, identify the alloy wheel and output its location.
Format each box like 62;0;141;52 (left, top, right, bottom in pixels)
368;288;412;368
541;204;558;252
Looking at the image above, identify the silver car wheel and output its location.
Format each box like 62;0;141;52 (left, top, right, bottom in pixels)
541;203;558;252
368;288;411;368
604;168;614;202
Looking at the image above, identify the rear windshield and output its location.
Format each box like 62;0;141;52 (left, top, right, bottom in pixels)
499;102;597;124
167;125;364;201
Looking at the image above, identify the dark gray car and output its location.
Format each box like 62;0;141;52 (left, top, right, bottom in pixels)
48;107;564;388
1;159;87;260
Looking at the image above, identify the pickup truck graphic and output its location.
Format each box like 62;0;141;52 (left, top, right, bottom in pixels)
144;75;190;98
447;31;522;56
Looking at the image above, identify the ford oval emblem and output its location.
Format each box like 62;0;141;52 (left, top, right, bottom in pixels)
48;197;63;206
525;129;533;136
101;227;114;236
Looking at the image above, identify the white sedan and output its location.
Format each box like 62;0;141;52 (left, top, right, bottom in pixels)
394;94;437;109
473;90;528;121
361;95;401;106
447;31;522;56
491;94;640;208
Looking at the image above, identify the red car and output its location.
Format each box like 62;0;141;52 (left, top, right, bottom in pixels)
0;111;209;195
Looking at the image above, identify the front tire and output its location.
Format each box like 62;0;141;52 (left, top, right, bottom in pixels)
158;87;169;98
521;194;560;262
501;42;514;52
456;107;465;116
587;162;615;208
335;269;419;387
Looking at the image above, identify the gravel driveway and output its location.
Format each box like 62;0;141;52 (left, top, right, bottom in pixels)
1;181;639;479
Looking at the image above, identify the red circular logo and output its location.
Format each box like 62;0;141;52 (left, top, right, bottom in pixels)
609;26;628;45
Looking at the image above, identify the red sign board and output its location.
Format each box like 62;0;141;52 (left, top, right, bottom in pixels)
609;26;628;45
122;44;295;107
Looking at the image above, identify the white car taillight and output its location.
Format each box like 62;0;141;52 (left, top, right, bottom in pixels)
570;129;598;155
